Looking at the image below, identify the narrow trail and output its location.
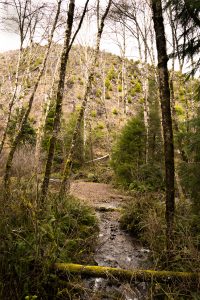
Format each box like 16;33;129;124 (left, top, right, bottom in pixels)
70;181;149;299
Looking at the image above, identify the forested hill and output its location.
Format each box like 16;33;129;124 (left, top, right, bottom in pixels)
1;44;200;300
0;44;198;166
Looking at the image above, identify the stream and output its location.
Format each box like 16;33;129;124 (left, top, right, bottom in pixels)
70;181;150;300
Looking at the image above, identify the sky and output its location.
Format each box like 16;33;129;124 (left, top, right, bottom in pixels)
0;0;195;74
0;0;105;52
0;0;140;59
0;31;19;52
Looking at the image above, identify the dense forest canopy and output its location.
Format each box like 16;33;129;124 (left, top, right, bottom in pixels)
0;0;200;299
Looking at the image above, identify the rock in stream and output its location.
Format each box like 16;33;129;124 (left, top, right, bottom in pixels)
70;181;150;299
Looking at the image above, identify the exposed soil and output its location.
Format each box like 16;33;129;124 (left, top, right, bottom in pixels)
70;181;149;269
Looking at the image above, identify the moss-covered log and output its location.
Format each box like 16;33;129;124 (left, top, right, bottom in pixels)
54;263;200;284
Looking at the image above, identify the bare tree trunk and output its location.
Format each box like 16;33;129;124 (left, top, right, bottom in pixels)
59;0;112;197
40;0;90;201
3;0;62;194
40;0;76;202
34;56;60;184
151;0;175;261
143;72;150;164
0;47;23;155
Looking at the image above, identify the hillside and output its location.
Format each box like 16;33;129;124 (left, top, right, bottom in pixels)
1;0;200;297
0;45;154;159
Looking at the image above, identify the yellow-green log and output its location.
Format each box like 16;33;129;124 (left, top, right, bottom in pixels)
54;263;200;284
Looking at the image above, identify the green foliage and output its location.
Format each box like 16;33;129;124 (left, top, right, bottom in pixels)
8;108;36;145
177;116;200;218
43;105;84;170
77;93;82;100
111;117;145;185
78;77;84;85
130;79;142;96
42;102;63;168
62;112;84;169
91;123;105;144
175;104;184;116
105;91;111;99
120;193;200;273
107;65;117;80
111;116;163;190
32;57;43;69
90;110;97;118
105;78;112;91
127;95;132;103
120;192;163;238
117;85;122;92
0;183;98;299
96;88;102;97
97;121;104;129
112;108;118;115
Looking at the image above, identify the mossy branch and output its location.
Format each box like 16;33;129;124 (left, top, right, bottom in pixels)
54;263;200;284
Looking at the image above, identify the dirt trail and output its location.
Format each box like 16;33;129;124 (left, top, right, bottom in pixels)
70;181;129;207
70;181;149;270
70;181;149;299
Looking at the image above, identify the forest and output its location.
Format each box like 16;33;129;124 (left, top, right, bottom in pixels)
0;0;200;299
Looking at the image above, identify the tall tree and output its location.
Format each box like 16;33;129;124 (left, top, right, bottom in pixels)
151;0;175;260
41;0;90;202
167;0;200;74
59;0;112;197
3;0;62;193
0;0;45;155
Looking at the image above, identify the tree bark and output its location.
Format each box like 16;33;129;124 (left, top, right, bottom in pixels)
40;0;76;202
40;0;90;202
59;0;112;197
3;0;62;194
151;0;175;260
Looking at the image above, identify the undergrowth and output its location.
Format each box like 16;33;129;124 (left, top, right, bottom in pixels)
120;192;200;299
0;181;98;299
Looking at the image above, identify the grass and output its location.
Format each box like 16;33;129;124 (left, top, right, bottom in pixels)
0;180;99;299
119;191;200;299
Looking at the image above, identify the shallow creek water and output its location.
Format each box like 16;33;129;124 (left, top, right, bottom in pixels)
70;181;150;299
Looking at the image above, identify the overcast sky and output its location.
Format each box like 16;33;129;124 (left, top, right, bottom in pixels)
0;0;141;61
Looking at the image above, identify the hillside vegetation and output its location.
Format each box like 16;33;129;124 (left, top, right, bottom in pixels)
0;0;200;297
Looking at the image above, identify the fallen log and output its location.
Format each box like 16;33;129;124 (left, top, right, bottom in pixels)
54;263;200;284
85;154;110;164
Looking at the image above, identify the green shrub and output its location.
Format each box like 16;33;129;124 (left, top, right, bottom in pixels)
8;108;36;145
120;193;200;273
62;112;84;169
112;108;118;115
96;88;102;97
105;78;112;91
111;116;164;191
97;121;104;129
129;80;142;96
127;95;132;103
0;184;98;299
105;91;111;99
118;85;122;92
107;66;116;80
90;110;97;117
43;108;84;170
